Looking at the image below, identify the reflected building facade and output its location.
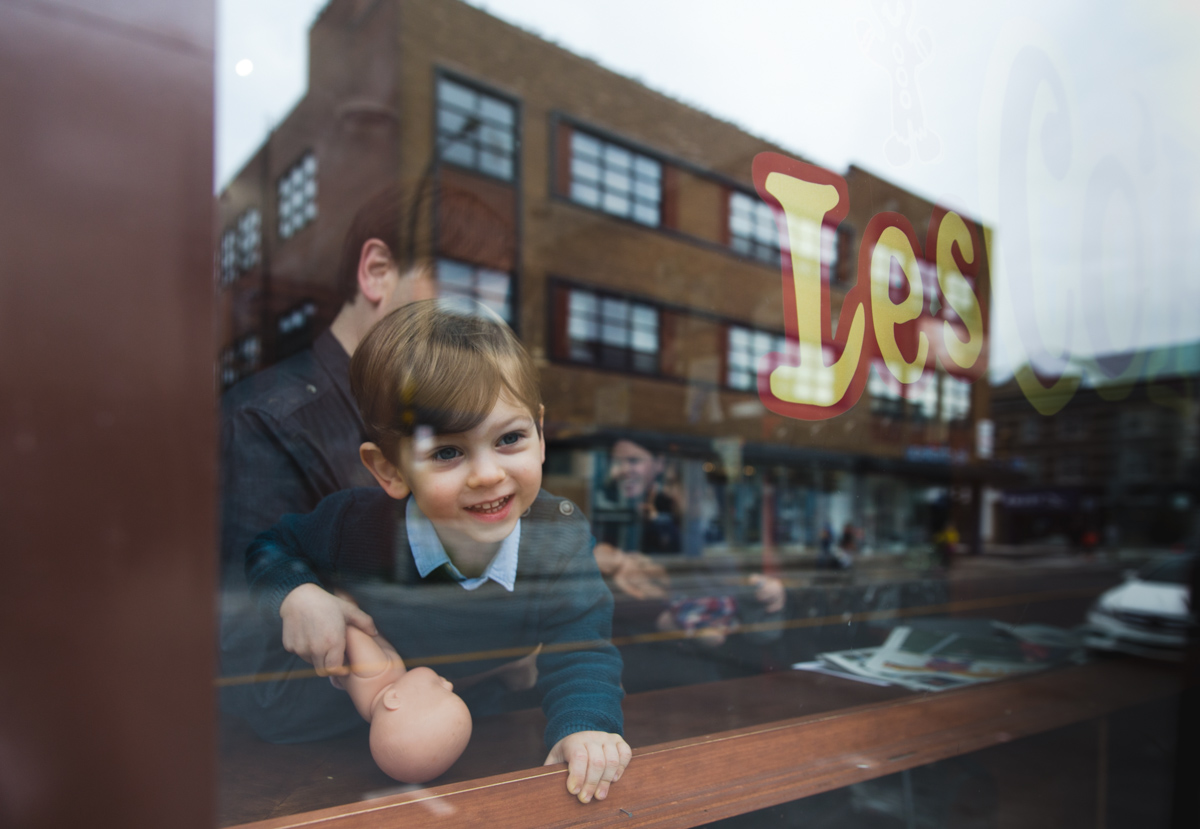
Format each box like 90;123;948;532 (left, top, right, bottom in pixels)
216;0;993;559
991;344;1200;549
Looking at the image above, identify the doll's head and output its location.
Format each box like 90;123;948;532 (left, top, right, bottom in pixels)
342;626;472;783
367;667;473;783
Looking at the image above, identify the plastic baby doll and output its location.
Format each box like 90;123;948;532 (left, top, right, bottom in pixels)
342;625;472;783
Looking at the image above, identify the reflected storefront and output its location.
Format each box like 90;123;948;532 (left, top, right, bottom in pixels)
3;0;1198;827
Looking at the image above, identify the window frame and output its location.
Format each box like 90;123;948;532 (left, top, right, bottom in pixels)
725;324;787;392
436;257;515;324
433;69;521;183
276;151;318;241
548;279;664;377
564;127;663;227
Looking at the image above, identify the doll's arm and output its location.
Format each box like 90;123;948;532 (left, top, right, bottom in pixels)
342;625;406;720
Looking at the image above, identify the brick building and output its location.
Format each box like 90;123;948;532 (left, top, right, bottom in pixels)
216;0;993;556
990;344;1200;548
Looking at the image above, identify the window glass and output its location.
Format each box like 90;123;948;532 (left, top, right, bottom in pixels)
437;77;517;181
436;258;513;323
208;3;1196;827
277;151;317;239
569;130;661;226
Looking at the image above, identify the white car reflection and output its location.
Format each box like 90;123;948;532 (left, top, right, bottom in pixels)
1084;554;1195;660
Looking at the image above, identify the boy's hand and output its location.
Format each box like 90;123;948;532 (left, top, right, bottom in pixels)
750;574;786;614
614;552;669;600
279;583;378;677
544;731;632;804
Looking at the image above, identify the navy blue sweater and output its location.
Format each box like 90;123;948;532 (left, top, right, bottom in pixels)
246;487;624;748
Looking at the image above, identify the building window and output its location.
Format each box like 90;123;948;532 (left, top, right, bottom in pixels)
219;228;238;286
437;259;513;323
1119;409;1157;438
275;300;318;360
909;374;939;420
568;131;661;227
278;152;317;240
727;326;785;391
730;190;841;276
563;287;659;373
436;77;516;181
728;192;780;266
237;208;261;270
218;208;262;287
277;301;317;337
1056;455;1085;484
1118;448;1154;482
219;334;261;390
940;270;976;322
869;363;906;419
940;374;971;422
1019;415;1041;444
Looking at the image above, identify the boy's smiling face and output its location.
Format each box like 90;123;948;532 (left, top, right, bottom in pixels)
366;393;544;563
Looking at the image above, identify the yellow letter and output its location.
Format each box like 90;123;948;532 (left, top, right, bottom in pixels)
763;172;866;408
935;212;984;373
871;225;929;384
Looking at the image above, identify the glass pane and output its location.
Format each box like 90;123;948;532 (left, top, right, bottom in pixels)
602;192;630;215
437;78;475;110
441;140;474;166
603;169;631;194
634;156;660;180
632;204;659;226
603;143;632;170
479;96;513;126
207;5;1193;827
571;157;600;182
570;181;600;207
571;131;601;159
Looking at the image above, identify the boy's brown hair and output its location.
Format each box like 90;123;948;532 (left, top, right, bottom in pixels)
350;299;542;459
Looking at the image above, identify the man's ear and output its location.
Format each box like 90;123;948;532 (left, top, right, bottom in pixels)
360;442;410;500
356;239;398;305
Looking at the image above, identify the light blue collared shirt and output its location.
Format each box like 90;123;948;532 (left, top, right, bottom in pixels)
405;497;519;591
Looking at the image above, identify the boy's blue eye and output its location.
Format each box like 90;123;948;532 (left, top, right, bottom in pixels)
432;446;462;461
499;431;523;446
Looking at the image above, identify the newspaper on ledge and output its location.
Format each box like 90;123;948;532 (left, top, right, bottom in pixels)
794;622;1086;692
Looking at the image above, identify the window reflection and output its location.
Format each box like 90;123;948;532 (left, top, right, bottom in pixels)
210;1;1196;826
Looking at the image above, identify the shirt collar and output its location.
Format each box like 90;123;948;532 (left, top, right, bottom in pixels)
405;497;519;591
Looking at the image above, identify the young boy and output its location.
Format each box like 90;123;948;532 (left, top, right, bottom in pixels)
244;300;630;803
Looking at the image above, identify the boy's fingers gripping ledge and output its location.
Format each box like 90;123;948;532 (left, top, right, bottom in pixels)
544;731;632;804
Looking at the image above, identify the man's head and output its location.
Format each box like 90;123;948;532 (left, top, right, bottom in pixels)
331;185;437;354
351;301;545;554
610;439;663;502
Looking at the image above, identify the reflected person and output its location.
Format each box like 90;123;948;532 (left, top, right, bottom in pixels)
593;438;786;693
219;185;435;736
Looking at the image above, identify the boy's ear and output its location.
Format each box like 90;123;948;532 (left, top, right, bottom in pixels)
360;442;410;500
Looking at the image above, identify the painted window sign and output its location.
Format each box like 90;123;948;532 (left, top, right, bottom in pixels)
751;152;987;421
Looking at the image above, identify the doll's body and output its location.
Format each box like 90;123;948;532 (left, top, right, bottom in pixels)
343;626;472;783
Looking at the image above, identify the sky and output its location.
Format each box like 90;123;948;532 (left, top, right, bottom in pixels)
216;0;1200;380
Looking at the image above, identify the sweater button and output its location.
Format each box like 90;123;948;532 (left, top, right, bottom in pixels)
559;500;575;516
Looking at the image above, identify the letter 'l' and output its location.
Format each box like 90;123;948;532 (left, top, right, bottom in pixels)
754;153;867;420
